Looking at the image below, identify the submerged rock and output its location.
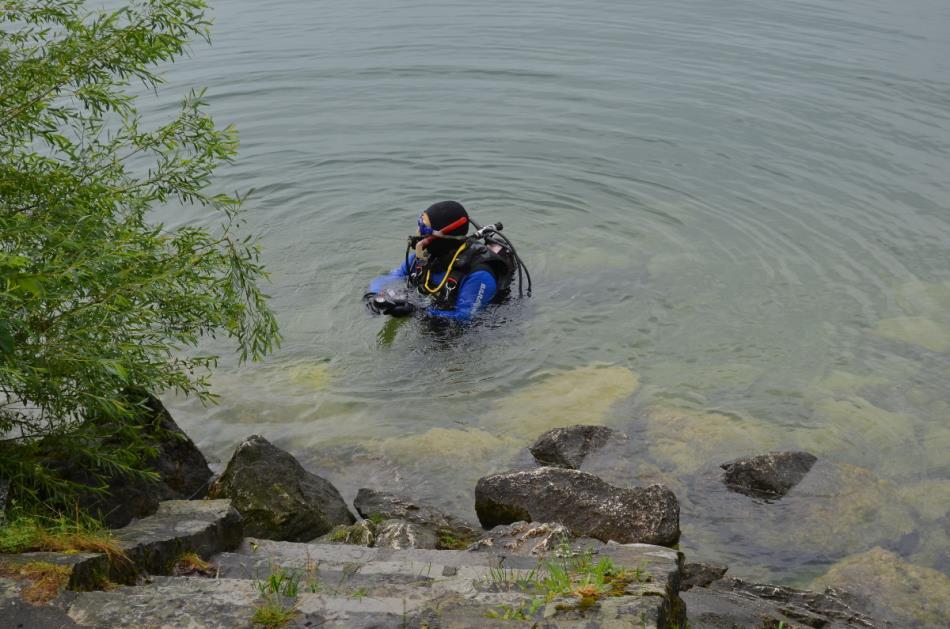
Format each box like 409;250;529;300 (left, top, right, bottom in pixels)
529;425;626;469
873;316;950;353
784;463;915;556
474;467;680;546
811;547;950;627
209;435;354;541
486;365;640;440
681;562;728;591
644;406;780;476
467;521;582;556
353;488;480;550
720;450;817;499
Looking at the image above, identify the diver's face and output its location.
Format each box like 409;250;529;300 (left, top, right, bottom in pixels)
417;212;433;236
415;213;433;258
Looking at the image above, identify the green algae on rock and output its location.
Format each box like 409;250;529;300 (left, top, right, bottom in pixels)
811;547;950;627
873;316;950;353
374;427;519;467
643;407;780;476
484;365;640;441
781;464;915;557
802;395;919;480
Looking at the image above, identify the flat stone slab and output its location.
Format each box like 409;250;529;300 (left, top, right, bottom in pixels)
684;578;878;628
112;499;243;579
67;577;260;628
0;551;109;591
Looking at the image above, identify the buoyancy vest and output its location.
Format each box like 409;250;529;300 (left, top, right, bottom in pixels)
407;240;515;309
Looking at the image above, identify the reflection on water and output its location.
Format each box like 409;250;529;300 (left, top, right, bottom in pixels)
157;0;950;582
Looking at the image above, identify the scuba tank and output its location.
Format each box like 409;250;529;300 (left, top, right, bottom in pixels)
405;219;532;308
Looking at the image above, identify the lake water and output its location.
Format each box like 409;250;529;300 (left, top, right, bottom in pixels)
153;0;950;584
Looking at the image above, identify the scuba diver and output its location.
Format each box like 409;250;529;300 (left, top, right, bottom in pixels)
364;200;531;321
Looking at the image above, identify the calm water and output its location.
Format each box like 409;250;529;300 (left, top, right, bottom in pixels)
152;0;950;583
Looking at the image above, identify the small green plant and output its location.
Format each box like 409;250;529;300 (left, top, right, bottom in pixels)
257;568;300;598
327;526;351;543
349;586;368;599
481;548;651;620
436;528;472;550
253;566;301;627
251;602;298;628
481;564;540;592
367;513;385;526
485;597;545;621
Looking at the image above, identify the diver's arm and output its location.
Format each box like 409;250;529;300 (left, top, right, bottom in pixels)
367;255;414;294
424;270;497;321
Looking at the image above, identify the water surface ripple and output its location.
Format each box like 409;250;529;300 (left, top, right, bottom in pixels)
154;0;950;581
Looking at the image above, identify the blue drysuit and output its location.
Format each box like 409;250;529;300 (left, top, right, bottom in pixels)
368;254;496;321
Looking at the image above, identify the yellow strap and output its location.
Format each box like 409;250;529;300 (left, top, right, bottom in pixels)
424;243;468;294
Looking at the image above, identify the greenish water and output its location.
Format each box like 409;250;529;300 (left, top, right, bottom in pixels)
154;0;950;583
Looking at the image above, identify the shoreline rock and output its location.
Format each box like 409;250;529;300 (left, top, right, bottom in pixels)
475;467;680;546
720;450;817;499
683;577;878;628
353;488;481;549
40;391;214;528
529;424;626;469
208;435;355;542
811;546;950;627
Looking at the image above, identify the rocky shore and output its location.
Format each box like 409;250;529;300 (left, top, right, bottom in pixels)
1;400;947;628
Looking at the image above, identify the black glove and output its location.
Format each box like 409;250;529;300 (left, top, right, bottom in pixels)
385;298;415;317
363;292;416;317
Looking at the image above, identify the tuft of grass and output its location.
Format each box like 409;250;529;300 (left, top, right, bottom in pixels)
327;525;351;543
366;513;385;526
436;528;473;550
253;565;302;627
0;560;72;604
251;601;298;628
257;567;300;598
172;552;216;577
0;512;128;568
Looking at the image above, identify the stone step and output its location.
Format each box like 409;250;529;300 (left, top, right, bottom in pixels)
59;539;685;628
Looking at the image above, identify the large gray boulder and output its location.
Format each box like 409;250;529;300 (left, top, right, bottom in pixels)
354;488;480;549
529;425;625;469
209;435;355;541
137;392;214;501
0;477;10;525
474;467;680;546
467;521;595;556
38;390;213;528
721;450;817;499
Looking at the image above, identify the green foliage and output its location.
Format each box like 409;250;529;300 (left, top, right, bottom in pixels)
0;508;126;566
0;1;279;509
481;549;650;621
256;568;300;598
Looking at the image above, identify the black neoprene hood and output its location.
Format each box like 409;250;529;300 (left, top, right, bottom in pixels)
423;200;470;236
